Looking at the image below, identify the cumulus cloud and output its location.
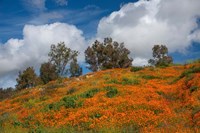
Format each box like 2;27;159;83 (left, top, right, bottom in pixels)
0;23;86;88
97;0;200;65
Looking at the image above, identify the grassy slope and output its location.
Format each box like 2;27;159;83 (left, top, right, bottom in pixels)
0;63;200;132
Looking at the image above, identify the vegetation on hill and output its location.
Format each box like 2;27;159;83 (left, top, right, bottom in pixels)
0;61;200;132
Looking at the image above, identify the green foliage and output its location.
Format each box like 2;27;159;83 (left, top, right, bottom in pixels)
40;62;59;84
105;86;118;98
172;66;200;84
81;88;99;98
48;42;79;76
13;120;22;127
48;101;64;111
68;58;82;77
106;79;120;84
141;75;159;80
179;66;200;79
106;78;140;85
62;96;78;108
90;113;102;119
190;86;199;93
16;67;38;90
148;45;173;67
130;66;144;72
24;99;39;109
85;37;133;71
0;87;15;101
192;105;200;117
122;77;140;85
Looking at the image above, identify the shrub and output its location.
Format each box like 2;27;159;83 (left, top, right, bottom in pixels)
130;66;144;72
81;88;99;98
122;77;140;85
48;101;64;111
16;67;38;90
105;86;118;98
106;79;120;84
40;62;59;84
62;96;78;108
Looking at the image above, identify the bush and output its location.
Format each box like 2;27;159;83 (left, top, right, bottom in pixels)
106;79;120;84
48;101;64;111
62;96;78;108
130;66;144;72
105;86;118;98
81;88;99;98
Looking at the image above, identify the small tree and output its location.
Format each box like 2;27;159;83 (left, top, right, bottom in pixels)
68;58;82;77
48;42;78;76
148;45;173;66
85;37;133;71
16;67;38;90
40;62;59;84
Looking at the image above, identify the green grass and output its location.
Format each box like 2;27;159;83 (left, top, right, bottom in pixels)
81;88;100;98
130;66;144;72
122;77;140;85
141;75;159;80
105;86;118;98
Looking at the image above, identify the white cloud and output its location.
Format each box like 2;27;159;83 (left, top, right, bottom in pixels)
23;0;68;13
0;22;86;88
97;0;200;66
54;0;68;6
23;0;46;12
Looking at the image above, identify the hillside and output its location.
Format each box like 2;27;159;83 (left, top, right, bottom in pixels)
0;62;200;132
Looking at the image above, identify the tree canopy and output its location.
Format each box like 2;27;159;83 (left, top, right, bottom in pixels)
148;44;173;66
48;42;78;76
40;62;59;84
85;37;133;71
16;67;38;90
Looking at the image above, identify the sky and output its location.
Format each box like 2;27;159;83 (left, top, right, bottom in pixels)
0;0;200;88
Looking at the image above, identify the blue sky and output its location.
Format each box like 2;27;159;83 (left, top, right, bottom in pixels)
0;0;200;88
0;0;135;42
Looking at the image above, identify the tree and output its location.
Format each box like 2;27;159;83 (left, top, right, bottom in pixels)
0;87;15;100
148;45;173;66
48;42;78;76
40;62;59;84
85;37;133;71
68;58;82;77
16;67;38;90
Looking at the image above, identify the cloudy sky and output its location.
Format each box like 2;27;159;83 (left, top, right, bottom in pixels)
0;0;200;88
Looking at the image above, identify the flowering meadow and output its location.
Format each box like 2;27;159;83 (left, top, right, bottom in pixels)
0;62;200;132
